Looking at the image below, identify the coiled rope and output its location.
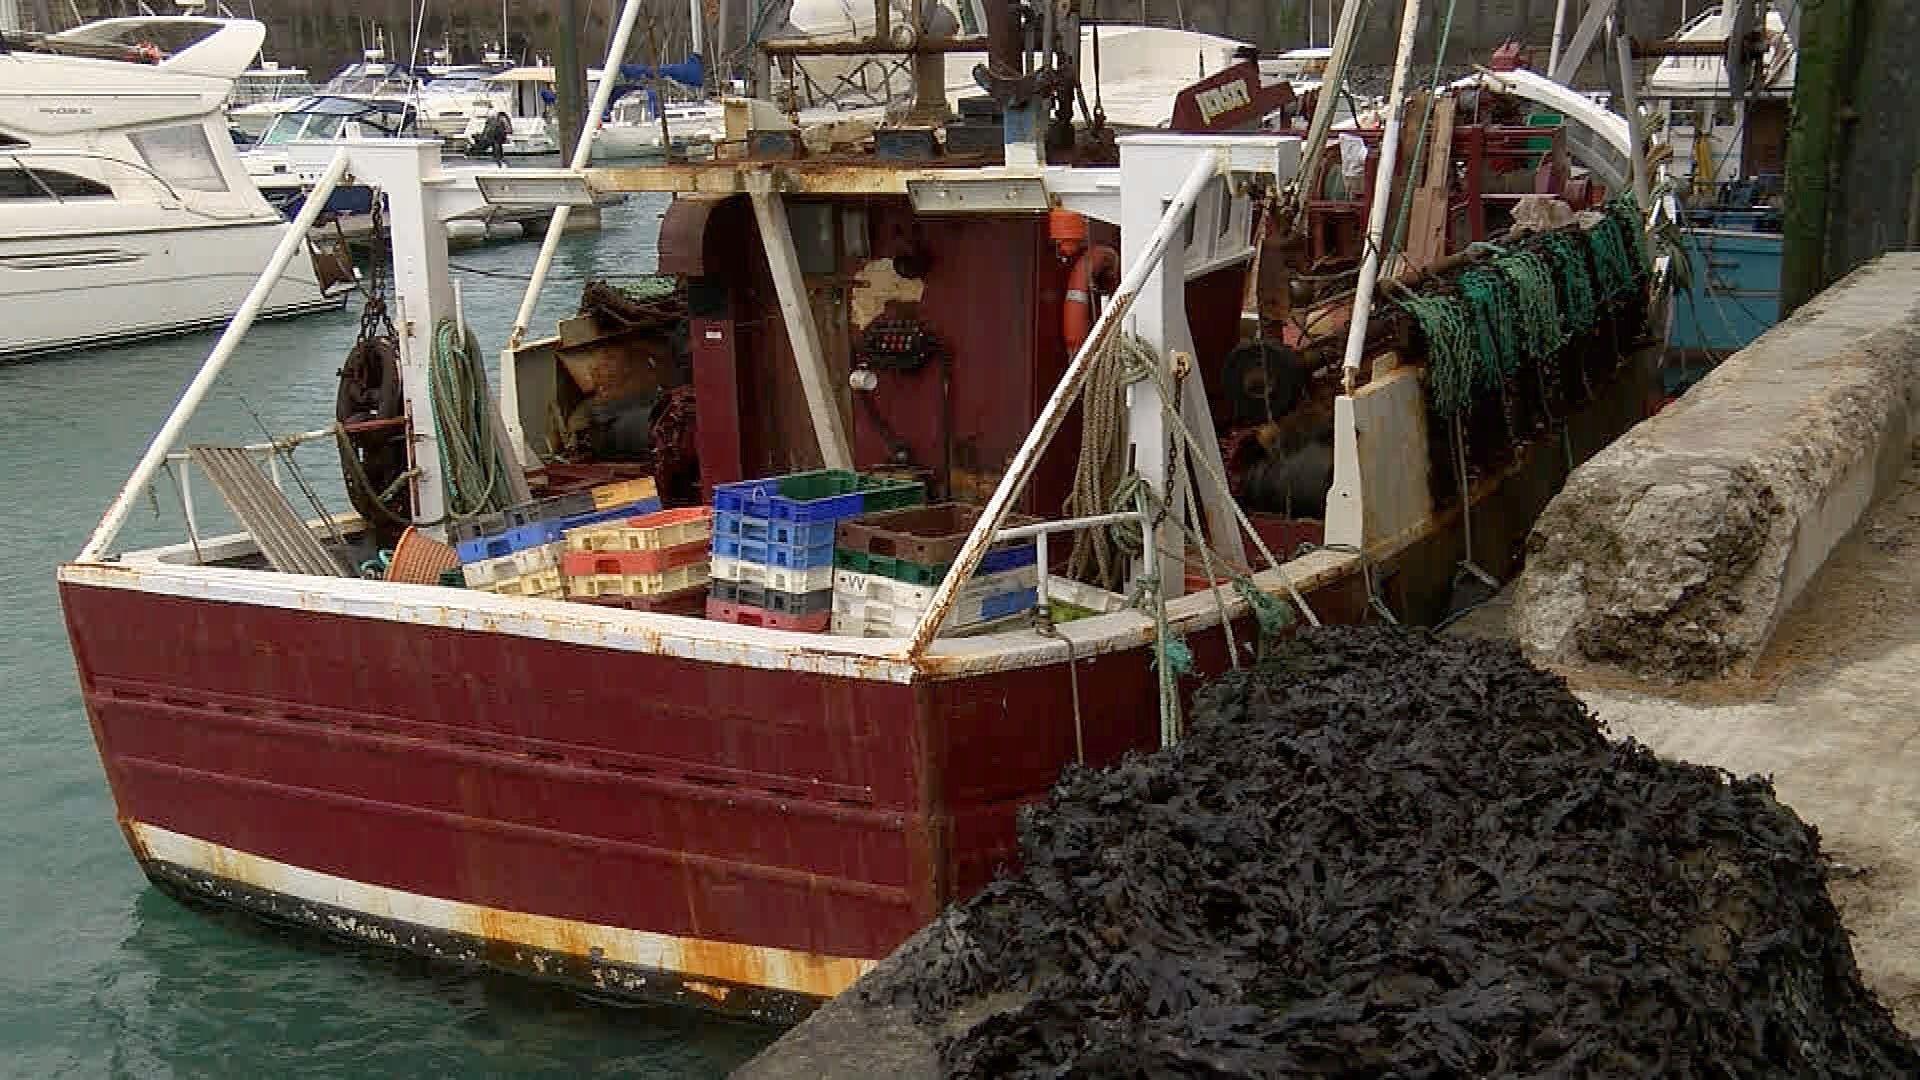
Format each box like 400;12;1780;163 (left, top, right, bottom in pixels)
429;318;513;520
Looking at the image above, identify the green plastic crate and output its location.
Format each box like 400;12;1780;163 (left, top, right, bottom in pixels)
857;473;926;513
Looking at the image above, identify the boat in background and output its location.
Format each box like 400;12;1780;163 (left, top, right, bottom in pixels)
0;15;340;358
226;58;313;143
1643;3;1794;363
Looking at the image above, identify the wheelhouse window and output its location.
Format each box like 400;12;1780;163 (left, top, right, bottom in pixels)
0;167;112;200
128;124;229;192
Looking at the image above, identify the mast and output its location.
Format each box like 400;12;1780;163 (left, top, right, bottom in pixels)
554;0;587;160
689;0;704;59
1340;0;1423;392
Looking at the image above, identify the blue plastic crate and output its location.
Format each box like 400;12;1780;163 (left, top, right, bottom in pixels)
713;470;866;523
556;498;662;534
979;544;1038;575
978;586;1039;623
712;532;836;571
715;510;836;548
457;498;660;563
457;518;562;563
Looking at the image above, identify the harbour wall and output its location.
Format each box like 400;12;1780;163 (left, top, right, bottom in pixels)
1512;253;1920;681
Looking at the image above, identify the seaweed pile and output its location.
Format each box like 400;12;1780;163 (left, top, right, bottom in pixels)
862;627;1918;1077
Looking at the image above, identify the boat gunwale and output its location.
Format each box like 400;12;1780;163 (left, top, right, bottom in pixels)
57;534;1362;683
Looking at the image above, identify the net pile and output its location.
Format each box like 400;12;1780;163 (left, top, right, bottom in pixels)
862;626;1918;1078
1400;196;1647;417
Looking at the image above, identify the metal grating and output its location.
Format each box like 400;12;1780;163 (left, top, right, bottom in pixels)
188;445;348;577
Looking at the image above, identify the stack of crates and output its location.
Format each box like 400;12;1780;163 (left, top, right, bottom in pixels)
831;503;1040;638
560;506;713;615
708;469;924;630
453;478;660;599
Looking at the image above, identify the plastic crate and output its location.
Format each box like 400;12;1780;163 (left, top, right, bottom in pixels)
706;598;832;633
560;540;708;578
713;470;863;522
589;476;659;510
449;492;596;545
857;474;926;514
832;564;1038;611
482;567;564;598
714;511;837;549
832;541;1037;586
710;556;835;595
571;581;708;616
437;568;466;588
831;584;1036;637
565;507;712;554
564;561;709;599
836;503;1038;564
556;498;663;534
463;540;563;588
709;580;834;615
834;610;1028;639
711;532;837;571
458;518;566;564
713;469;926;523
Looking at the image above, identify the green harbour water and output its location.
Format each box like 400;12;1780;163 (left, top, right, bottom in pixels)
0;194;779;1077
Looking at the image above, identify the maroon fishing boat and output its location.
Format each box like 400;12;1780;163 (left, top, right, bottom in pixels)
58;2;1667;1020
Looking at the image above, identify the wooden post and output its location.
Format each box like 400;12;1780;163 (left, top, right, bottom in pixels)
1782;0;1858;315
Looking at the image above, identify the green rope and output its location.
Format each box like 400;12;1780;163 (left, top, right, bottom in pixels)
429;319;513;520
1540;232;1599;333
1399;291;1478;416
1493;247;1565;357
1458;266;1523;382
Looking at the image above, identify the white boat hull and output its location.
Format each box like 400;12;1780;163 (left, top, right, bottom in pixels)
0;219;338;359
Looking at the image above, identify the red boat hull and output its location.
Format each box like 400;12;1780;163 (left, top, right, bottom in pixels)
58;580;1199;1018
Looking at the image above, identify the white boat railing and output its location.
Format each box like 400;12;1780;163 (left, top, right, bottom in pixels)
79;150;351;563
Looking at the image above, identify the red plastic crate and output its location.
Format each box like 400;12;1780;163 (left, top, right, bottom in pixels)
573;582;709;616
560;538;710;577
704;598;831;632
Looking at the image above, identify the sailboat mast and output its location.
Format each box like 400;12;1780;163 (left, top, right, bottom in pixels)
688;0;703;58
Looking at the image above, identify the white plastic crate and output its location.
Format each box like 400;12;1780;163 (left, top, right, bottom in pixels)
831;609;1032;640
831;564;1037;611
710;556;836;594
564;561;710;599
462;541;563;588
564;506;710;553
481;567;564;598
831;578;1037;638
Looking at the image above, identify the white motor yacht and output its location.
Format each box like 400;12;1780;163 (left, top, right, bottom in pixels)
225;58;314;142
0;16;339;359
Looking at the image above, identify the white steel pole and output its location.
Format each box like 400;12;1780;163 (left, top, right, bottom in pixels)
1340;0;1424;393
80;152;351;563
506;0;645;348
904;151;1221;658
1549;0;1570;76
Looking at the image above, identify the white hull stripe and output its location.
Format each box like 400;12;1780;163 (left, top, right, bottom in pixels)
131;822;877;999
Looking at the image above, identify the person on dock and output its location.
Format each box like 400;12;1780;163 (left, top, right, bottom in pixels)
481;111;511;166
